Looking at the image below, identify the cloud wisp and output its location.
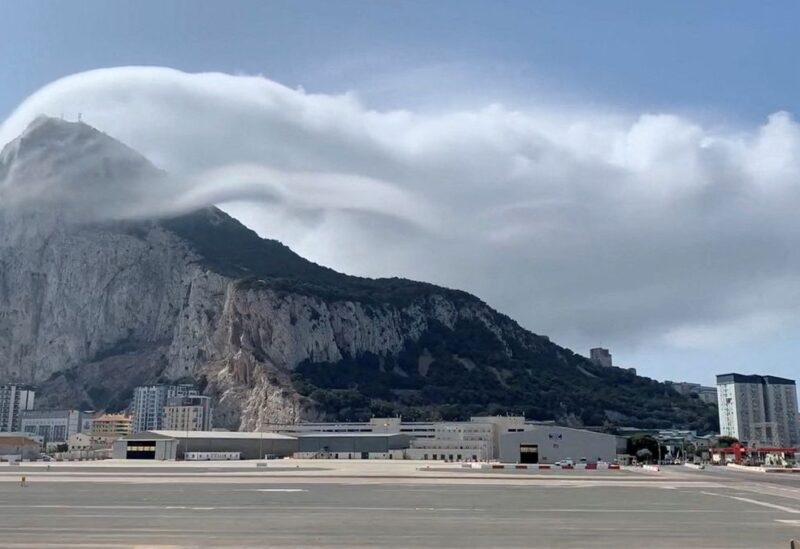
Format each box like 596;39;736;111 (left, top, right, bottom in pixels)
1;66;799;354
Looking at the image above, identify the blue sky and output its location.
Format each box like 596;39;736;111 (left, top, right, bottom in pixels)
3;1;800;385
4;1;799;121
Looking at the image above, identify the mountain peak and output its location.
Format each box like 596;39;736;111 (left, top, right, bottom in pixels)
0;116;162;220
2;115;154;171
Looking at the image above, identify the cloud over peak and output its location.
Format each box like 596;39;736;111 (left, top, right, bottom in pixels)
2;66;799;358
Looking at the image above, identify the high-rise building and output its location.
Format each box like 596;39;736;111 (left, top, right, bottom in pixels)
0;384;36;432
716;373;799;448
163;395;212;431
589;348;613;368
131;384;198;432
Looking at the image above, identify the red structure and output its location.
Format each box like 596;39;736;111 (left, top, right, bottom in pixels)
711;442;796;465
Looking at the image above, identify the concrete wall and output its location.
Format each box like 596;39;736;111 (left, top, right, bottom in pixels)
0;436;40;460
499;426;617;464
297;433;411;454
175;437;296;460
297;434;411;455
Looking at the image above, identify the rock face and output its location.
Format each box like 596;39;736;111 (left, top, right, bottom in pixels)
0;118;719;432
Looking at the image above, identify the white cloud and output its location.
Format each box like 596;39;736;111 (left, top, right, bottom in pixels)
2;66;800;356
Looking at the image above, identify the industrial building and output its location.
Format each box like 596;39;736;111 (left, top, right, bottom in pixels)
404;416;529;461
498;426;617;464
717;373;799;447
271;416;533;461
296;433;411;459
112;430;297;460
0;385;35;432
264;416;436;438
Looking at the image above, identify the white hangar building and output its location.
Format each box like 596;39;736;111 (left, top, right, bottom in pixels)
499;426;617;464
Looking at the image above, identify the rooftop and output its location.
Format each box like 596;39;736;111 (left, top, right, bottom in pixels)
125;430;297;441
295;432;409;439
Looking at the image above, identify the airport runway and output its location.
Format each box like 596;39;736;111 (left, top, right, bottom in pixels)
0;464;798;548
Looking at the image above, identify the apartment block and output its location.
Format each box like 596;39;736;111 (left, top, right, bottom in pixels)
163;395;212;431
0;384;35;432
131;384;198;432
717;373;799;448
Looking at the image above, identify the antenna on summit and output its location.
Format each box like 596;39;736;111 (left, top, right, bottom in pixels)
77;112;82;122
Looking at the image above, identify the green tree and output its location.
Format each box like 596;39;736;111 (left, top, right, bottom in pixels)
717;436;738;448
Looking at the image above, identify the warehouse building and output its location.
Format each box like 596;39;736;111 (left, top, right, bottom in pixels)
499;426;617;464
295;433;411;459
112;430;297;460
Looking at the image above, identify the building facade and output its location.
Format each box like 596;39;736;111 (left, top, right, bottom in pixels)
163;395;212;431
131;384;198;432
405;416;531;461
91;413;133;445
113;430;297;460
499;426;618;464
717;373;799;448
20;409;88;444
0;432;41;460
0;385;35;432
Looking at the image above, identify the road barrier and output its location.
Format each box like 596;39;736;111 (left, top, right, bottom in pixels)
473;463;620;471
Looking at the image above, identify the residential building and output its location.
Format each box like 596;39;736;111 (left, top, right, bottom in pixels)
589;348;613;368
0;385;35;432
163;395;212;431
717;373;799;448
20;410;89;444
91;413;133;446
131;384;198;432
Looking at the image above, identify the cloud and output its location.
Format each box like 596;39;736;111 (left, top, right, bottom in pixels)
2;66;800;357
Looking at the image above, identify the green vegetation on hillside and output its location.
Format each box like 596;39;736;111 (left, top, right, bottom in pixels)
162;208;719;432
293;319;719;432
160;208;473;306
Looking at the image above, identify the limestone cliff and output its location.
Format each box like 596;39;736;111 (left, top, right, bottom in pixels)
0;117;719;432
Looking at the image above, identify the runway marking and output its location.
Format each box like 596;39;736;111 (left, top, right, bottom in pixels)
701;491;800;514
254;488;307;492
775;519;800;525
0;505;761;514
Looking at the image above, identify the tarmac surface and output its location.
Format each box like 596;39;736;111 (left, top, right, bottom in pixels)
1;460;799;548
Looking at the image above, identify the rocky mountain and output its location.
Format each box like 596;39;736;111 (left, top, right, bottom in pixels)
0;117;718;432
